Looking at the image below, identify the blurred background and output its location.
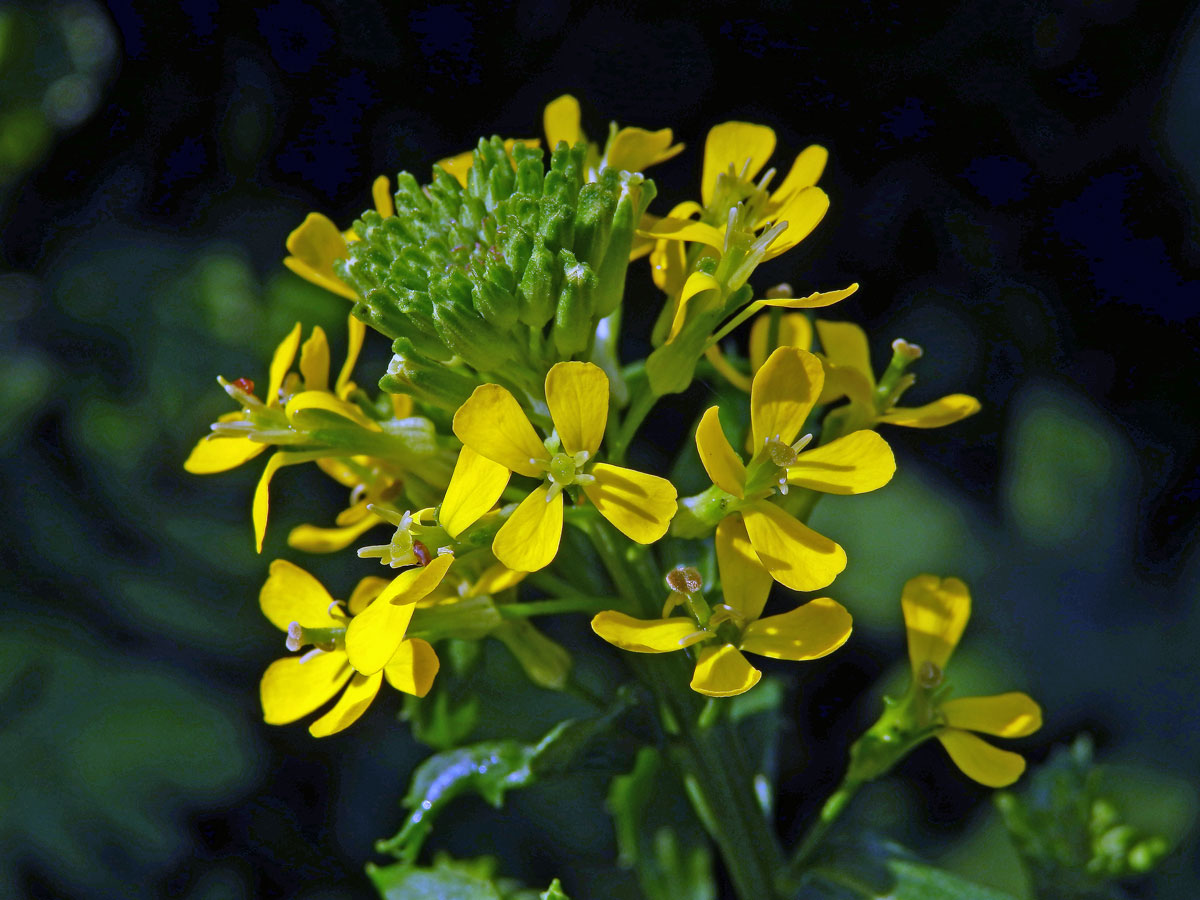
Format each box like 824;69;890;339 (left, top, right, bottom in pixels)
1;1;1198;898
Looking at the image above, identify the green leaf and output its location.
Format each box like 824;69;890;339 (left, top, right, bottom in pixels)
539;878;570;900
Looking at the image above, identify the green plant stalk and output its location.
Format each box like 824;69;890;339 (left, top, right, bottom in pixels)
608;388;658;465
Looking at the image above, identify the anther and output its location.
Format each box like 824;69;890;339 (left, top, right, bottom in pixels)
411;540;432;567
666;565;703;595
892;338;924;360
286;622;303;652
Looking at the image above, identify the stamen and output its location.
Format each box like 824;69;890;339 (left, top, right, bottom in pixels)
298;647;326;664
411;540;432;567
666;565;703;595
677;630;707;647
791;433;813;453
286;622;303;652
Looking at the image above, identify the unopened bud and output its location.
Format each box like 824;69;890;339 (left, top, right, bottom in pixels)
666;565;703;595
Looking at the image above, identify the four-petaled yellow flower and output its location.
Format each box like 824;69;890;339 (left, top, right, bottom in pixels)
259;560;440;737
693;346;895;591
446;361;677;572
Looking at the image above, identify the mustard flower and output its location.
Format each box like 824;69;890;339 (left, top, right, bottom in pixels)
690;346;895;591
446;361;677;572
258;560;440;737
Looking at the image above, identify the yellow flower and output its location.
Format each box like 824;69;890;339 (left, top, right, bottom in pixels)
542;94;683;181
691;346;895;591
446;361;677;572
592;551;851;697
284;176;396;300
815;320;981;431
258;560;440;737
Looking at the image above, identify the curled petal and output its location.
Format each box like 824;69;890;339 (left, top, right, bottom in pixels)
545;361;608;456
702;121;776;205
815;320;873;382
901;574;971;676
453;383;547;477
786;430;896;495
285;390;380;431
695;406;745;498
267;322;303;403
492;485;564;572
605;127;684;173
283;215;356;301
637;217;726;250
591;611;704;653
757;283;859;311
259;559;338;631
335;313;367;394
936;728;1027;788
383;638;440;697
371;174;395;217
760;187;829;260
768;145;828;204
308;671;383;737
583;463;677;544
440;446;510;538
288;513;383;554
690;644;762;697
715;516;771;620
299;326;331;392
740;502;846;592
260;651;352;725
942;693;1042;738
704;345;753;392
881;394;981;428
184;435;267;474
741;597;852;661
667;271;723;343
253;452;308;554
750;346;823;450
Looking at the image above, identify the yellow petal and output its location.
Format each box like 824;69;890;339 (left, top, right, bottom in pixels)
740;502;846;592
253;452;306;554
941;693;1042;738
299;326;330;391
760;187;830;260
786;430;896;495
704;345;753;392
591;611;704;653
690;644;762;697
901;574;971;676
749;312;813;373
390;393;414;417
184;435;267;474
936;728;1027;788
545;361;608;456
335;313;366;393
702;122;776;206
769;145;828;203
344;555;453;673
881;394;981;428
468;563;526;597
372;174;394;217
260;651;352;725
695;406;745;498
435;149;474;187
667;271;723;343
544;94;582;148
819;361;876;407
583;463;677;544
347;575;391;615
815;320;873;382
758;283;859;310
283;214;356;301
492;485;563;572
285;390;380;431
605;127;684;172
287;512;383;554
637;217;726;250
259;559;338;631
308;670;383;737
741;597;852;660
650;230;688;296
440;446;510;538
750;346;824;450
714;516;771;620
267;322;303;403
383;638;440;697
453;383;547;477
316;456;360;488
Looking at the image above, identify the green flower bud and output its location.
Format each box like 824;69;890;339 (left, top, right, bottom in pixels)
381;338;478;411
552;249;597;356
518;243;557;328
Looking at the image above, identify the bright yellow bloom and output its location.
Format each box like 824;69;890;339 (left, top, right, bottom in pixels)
816;320;981;431
692;346;895;591
446;361;677;572
542;94;683;182
592;547;851;697
900;574;1042;787
258;560;439;737
283;176;395;300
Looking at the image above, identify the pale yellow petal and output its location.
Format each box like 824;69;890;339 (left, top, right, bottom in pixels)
253;452;306;554
941;693;1042;738
750;346;824;450
695;406;745;498
881;394;981;428
901;574;971;676
267;322;303;403
758;283;859;310
492;485;563;572
378;552;454;604
740;502;846;592
760;187;829;260
749;312;813;373
702;122;776;205
259;559;338;631
819;362;876;407
309;671;383;737
372;174;394;217
741;597;852;661
468;563;526;598
582;464;677;544
283;214;356;300
690;644;762;697
637;217;726;250
769;145;828;202
316;456;360;488
435;149;474;187
544;94;582;148
184;435;267;474
347;575;391;615
440;446;510;538
285;390;380;431
936;728;1027;788
704;345;753;392
383;638;440;697
650;232;688;296
591;611;704;653
260;651;352;725
335;313;366;393
786;430;896;495
667;271;723;343
605;127;683;172
452;383;547;477
287;512;383;554
713;516;772;620
545;361;608;456
815;320;873;383
299;326;330;391
344;589;418;675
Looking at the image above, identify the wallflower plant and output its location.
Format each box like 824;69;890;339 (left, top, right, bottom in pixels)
185;95;1069;900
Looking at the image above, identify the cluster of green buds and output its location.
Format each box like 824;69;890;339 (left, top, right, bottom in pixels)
337;137;655;409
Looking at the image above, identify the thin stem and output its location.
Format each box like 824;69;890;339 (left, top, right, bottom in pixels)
783;779;861;884
705;299;765;350
497;596;613;618
608;388;657;465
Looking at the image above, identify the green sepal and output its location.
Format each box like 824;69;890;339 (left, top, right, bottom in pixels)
381;338;478;411
552;249;597;356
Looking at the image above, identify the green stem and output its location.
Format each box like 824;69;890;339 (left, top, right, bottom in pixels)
497;596;613;618
609;387;658;465
784;779;861;881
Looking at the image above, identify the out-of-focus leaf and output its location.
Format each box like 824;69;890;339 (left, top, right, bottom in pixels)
367;853;567;900
729;675;786;815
